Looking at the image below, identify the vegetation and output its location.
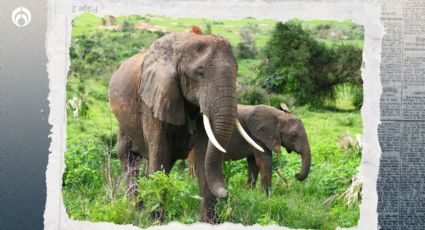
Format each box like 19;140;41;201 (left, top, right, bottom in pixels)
63;13;364;229
258;21;363;106
237;25;258;59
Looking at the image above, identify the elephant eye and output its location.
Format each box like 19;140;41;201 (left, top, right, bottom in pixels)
195;67;205;80
197;44;207;53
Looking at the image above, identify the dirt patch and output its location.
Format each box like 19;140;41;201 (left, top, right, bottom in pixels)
135;22;164;32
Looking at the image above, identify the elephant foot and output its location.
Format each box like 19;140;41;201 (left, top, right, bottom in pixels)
199;201;218;224
199;212;218;224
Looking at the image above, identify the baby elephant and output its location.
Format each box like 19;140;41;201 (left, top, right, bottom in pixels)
189;103;311;193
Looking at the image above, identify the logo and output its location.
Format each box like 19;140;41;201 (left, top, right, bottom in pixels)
12;7;31;27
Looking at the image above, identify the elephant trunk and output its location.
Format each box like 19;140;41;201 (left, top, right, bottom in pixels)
295;146;311;181
204;92;236;198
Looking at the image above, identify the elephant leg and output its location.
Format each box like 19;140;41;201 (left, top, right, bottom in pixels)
143;119;172;175
256;153;272;195
193;134;218;223
247;156;260;188
117;128;142;198
142;119;172;222
188;149;196;177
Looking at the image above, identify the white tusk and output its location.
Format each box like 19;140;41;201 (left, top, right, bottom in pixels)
203;114;227;153
235;119;265;153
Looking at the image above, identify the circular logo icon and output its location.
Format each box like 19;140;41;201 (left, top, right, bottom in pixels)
12;7;31;27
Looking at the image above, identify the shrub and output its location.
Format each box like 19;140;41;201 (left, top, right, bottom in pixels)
120;20;134;32
267;93;295;109
237;86;268;105
258;21;363;106
237;26;258;59
237;86;295;109
338;176;362;207
137;171;201;220
63;135;106;189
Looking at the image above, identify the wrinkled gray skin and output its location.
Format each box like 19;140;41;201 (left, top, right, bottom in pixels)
109;32;237;223
190;104;311;194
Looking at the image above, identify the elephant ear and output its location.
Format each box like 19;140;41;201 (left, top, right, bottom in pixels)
139;39;185;125
245;107;282;153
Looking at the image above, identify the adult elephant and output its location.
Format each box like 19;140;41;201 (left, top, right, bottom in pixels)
108;31;262;223
189;104;311;194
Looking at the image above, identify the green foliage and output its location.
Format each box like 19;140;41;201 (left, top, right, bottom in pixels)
307;22;364;41
120;20;135;32
259;213;278;226
237;86;268;105
63;135;106;189
237;86;295;109
258;21;363;106
137;171;201;220
69;30;160;76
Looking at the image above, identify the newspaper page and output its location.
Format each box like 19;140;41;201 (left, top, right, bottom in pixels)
378;0;425;228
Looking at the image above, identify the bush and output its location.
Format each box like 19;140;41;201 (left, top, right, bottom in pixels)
237;86;268;105
120;20;134;32
237;27;258;59
137;171;201;220
267;93;295;109
63;135;106;189
237;86;295;109
258;21;363;106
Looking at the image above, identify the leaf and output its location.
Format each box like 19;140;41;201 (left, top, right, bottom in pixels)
150;203;160;212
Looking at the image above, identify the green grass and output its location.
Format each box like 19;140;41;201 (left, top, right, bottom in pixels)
237;59;261;85
63;79;362;229
63;13;364;229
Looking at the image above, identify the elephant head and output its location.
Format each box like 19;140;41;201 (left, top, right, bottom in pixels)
245;104;311;181
140;31;262;197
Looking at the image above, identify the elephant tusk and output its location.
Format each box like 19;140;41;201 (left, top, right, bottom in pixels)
235;119;265;153
203;114;227;153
